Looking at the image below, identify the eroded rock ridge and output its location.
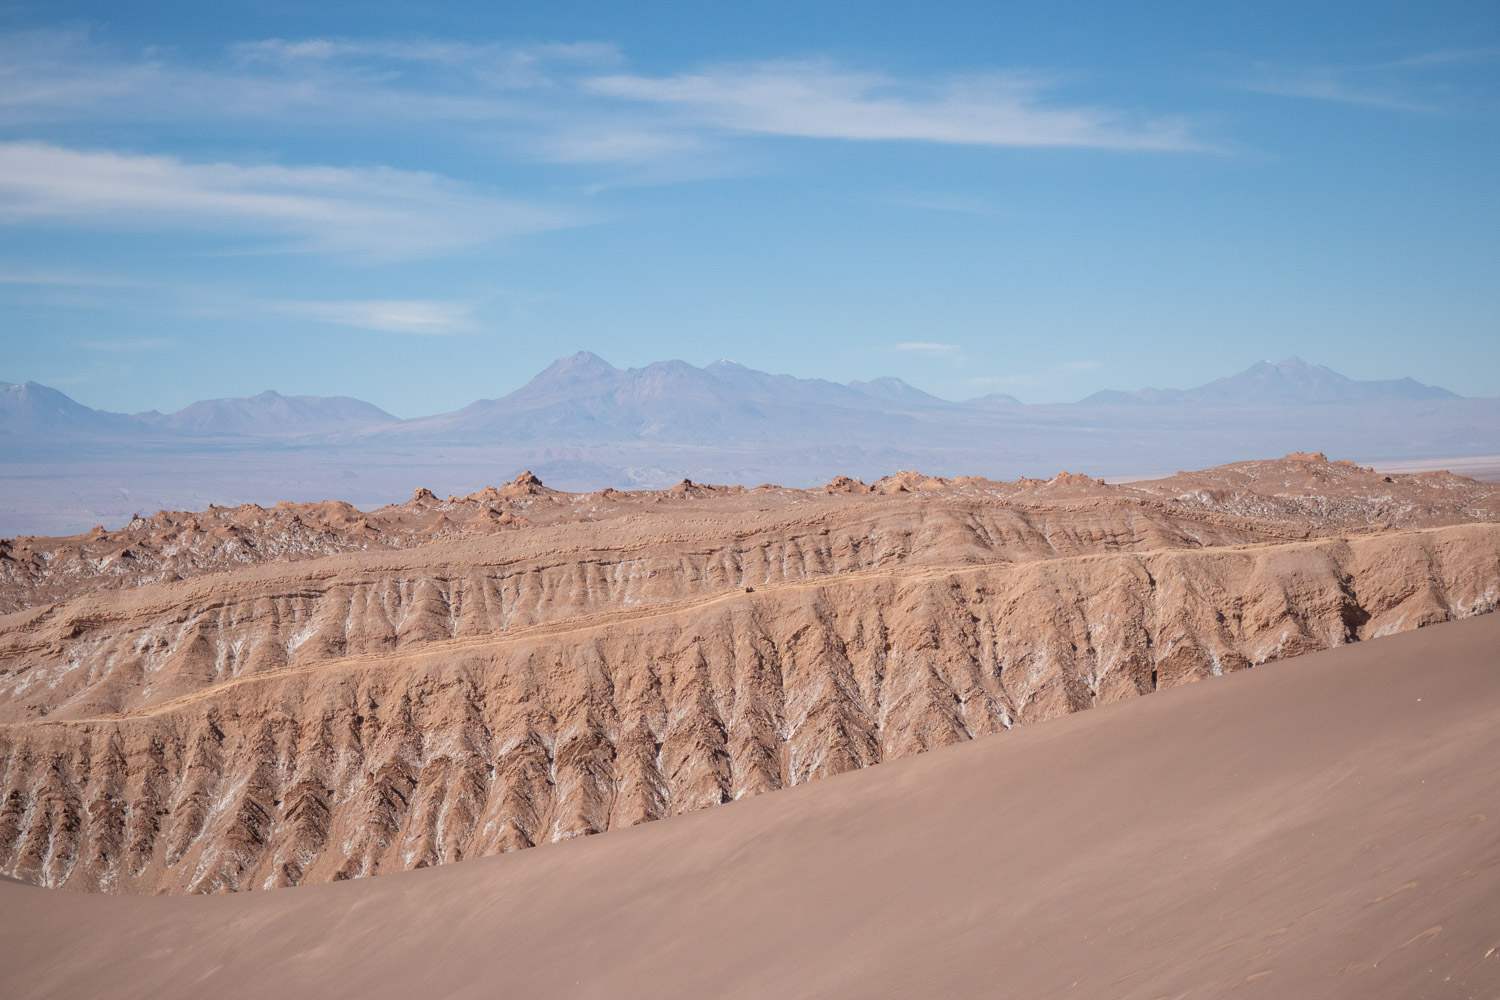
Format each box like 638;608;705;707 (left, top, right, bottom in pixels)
1;455;1496;892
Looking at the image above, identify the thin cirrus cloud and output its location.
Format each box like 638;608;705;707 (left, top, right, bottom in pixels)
81;337;175;353
0;141;580;257
228;36;620;67
0;33;1211;268
276;298;478;335
0;32;720;174
879;191;1005;216
1233;48;1500;113
585;61;1206;151
0;31;1209;162
1238;68;1437;112
0;267;128;286
0;30;615;125
895;342;961;354
0;31;159;121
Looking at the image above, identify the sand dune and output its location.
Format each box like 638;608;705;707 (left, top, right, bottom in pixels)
2;614;1496;998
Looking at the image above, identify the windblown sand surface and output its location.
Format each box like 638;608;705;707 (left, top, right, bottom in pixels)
2;614;1497;998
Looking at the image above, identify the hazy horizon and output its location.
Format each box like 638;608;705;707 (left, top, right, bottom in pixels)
3;351;1484;422
4;347;1497;538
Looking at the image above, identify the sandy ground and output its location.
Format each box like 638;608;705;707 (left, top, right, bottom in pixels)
1;614;1497;999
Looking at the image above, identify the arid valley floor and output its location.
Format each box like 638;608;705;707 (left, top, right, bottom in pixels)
1;453;1498;997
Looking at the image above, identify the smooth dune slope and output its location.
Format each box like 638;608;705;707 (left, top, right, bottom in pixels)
2;613;1497;999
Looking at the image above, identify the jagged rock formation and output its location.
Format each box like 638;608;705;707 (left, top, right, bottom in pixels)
4;456;1495;617
0;455;1497;892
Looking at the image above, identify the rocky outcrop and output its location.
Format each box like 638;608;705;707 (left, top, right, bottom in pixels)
3;455;1495;617
0;524;1495;892
0;457;1496;893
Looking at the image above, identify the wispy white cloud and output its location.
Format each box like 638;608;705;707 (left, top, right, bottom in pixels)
879;191;1005;215
0;32;1209;165
585;61;1205;151
81;337;174;352
1239;70;1435;112
0;266;127;286
1235;47;1500;113
229;36;621;77
1378;46;1500;70
0;142;580;257
0;30;157;122
275;298;477;335
533;127;709;165
0;30;619;126
895;341;961;354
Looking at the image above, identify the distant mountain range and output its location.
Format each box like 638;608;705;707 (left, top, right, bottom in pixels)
0;383;397;441
2;354;1495;536
1079;358;1459;407
138;390;398;437
0;354;1471;445
0;381;142;438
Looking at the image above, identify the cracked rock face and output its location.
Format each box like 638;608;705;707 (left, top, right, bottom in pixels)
1;455;1497;893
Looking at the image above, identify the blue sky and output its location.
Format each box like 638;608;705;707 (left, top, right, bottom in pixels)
1;0;1497;417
